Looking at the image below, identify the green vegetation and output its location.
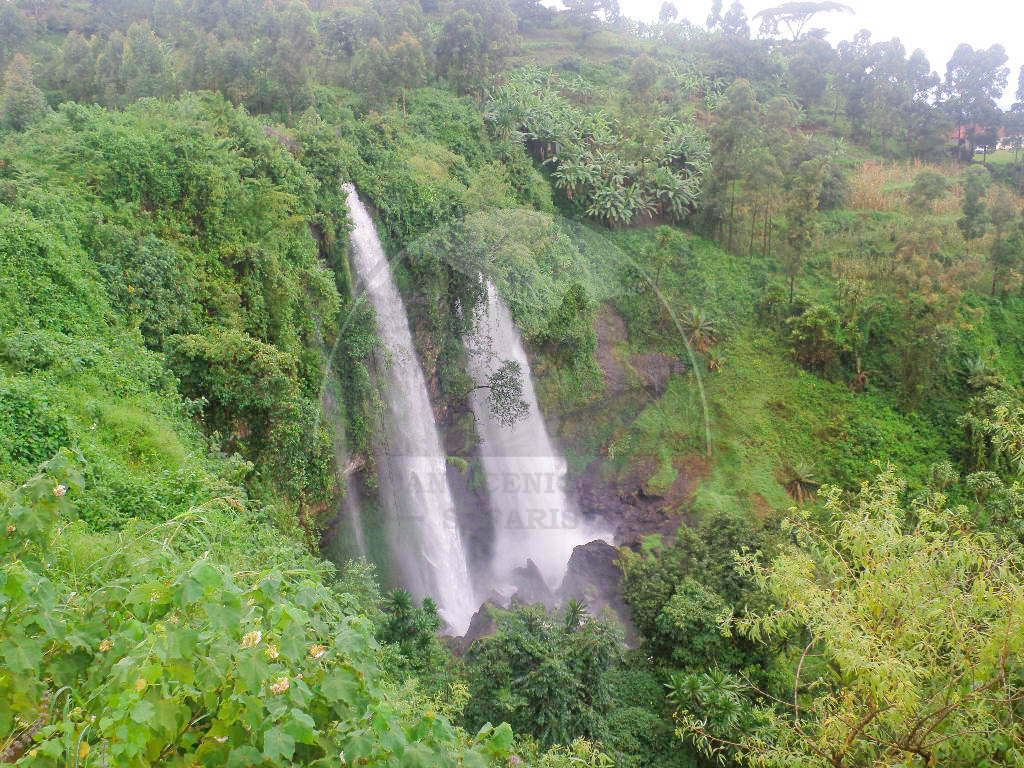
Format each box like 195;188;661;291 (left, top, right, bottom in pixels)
2;0;1024;765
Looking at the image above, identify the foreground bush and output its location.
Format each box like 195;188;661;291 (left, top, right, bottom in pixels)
0;451;512;766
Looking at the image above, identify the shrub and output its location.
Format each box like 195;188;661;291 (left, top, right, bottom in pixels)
786;304;848;375
0;382;72;470
0;452;515;765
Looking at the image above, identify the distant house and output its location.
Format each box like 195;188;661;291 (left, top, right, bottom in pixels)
951;125;1024;149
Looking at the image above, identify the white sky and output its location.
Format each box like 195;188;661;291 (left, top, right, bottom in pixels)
615;0;1024;106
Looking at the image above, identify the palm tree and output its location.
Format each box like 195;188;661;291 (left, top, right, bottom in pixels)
958;352;1003;391
563;598;589;632
785;461;819;504
387;588;414;618
681;308;719;353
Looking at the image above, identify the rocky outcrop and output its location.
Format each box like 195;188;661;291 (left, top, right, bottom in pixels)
511;558;555;606
595;304;630;396
575;456;700;550
630;352;687;397
448;591;513;655
557;540;637;644
569;302;694;546
458;602;499;652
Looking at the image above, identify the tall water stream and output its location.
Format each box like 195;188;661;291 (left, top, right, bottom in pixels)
344;184;476;631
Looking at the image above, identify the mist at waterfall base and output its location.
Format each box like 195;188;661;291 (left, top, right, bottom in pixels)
343;185;609;633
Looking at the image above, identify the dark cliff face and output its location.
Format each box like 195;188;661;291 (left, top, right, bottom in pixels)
546;302;697;548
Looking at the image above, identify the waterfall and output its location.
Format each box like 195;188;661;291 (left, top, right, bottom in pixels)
467;282;596;589
343;184;476;632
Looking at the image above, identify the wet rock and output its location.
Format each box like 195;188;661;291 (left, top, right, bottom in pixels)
449;601;500;655
558;540;637;644
630;352;687;397
595;304;629;396
576;459;635;521
512;558;555;606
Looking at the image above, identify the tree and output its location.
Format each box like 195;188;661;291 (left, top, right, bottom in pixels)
786;303;844;373
352;37;391;106
958;165;989;254
0;4;32;64
721;1;750;37
989;233;1023;297
376;588;444;674
907;169;948;213
753;2;853;41
944;43;1010;161
990;186;1019;241
563;0;616;45
1;54;48;131
60;31;96;104
463;605;621;748
447;0;518;73
705;78;760;242
475;358;529;427
658;1;678;24
788;36;834;108
680;308;719;353
988;188;1022;295
272;2;317;118
676;467;1024;768
387;32;427;97
706;0;723;29
509;0;554;32
95;30;127;107
781;156;827;302
436;9;484;95
1005;109;1024;165
784;460;818;501
151;0;182;39
121;22;173;102
619;508;778;670
628;53;658;95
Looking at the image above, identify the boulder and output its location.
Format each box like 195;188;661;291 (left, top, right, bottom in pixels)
511;558;555;607
557;540;637;644
450;601;500;655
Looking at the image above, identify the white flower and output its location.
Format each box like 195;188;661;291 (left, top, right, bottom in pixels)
215;736;228;743
53;484;68;497
269;676;290;695
241;630;262;649
308;644;327;659
264;643;279;660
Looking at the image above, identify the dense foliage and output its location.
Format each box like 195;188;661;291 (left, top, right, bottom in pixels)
1;452;515;766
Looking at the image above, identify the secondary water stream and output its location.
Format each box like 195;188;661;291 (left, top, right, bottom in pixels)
467;281;596;590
